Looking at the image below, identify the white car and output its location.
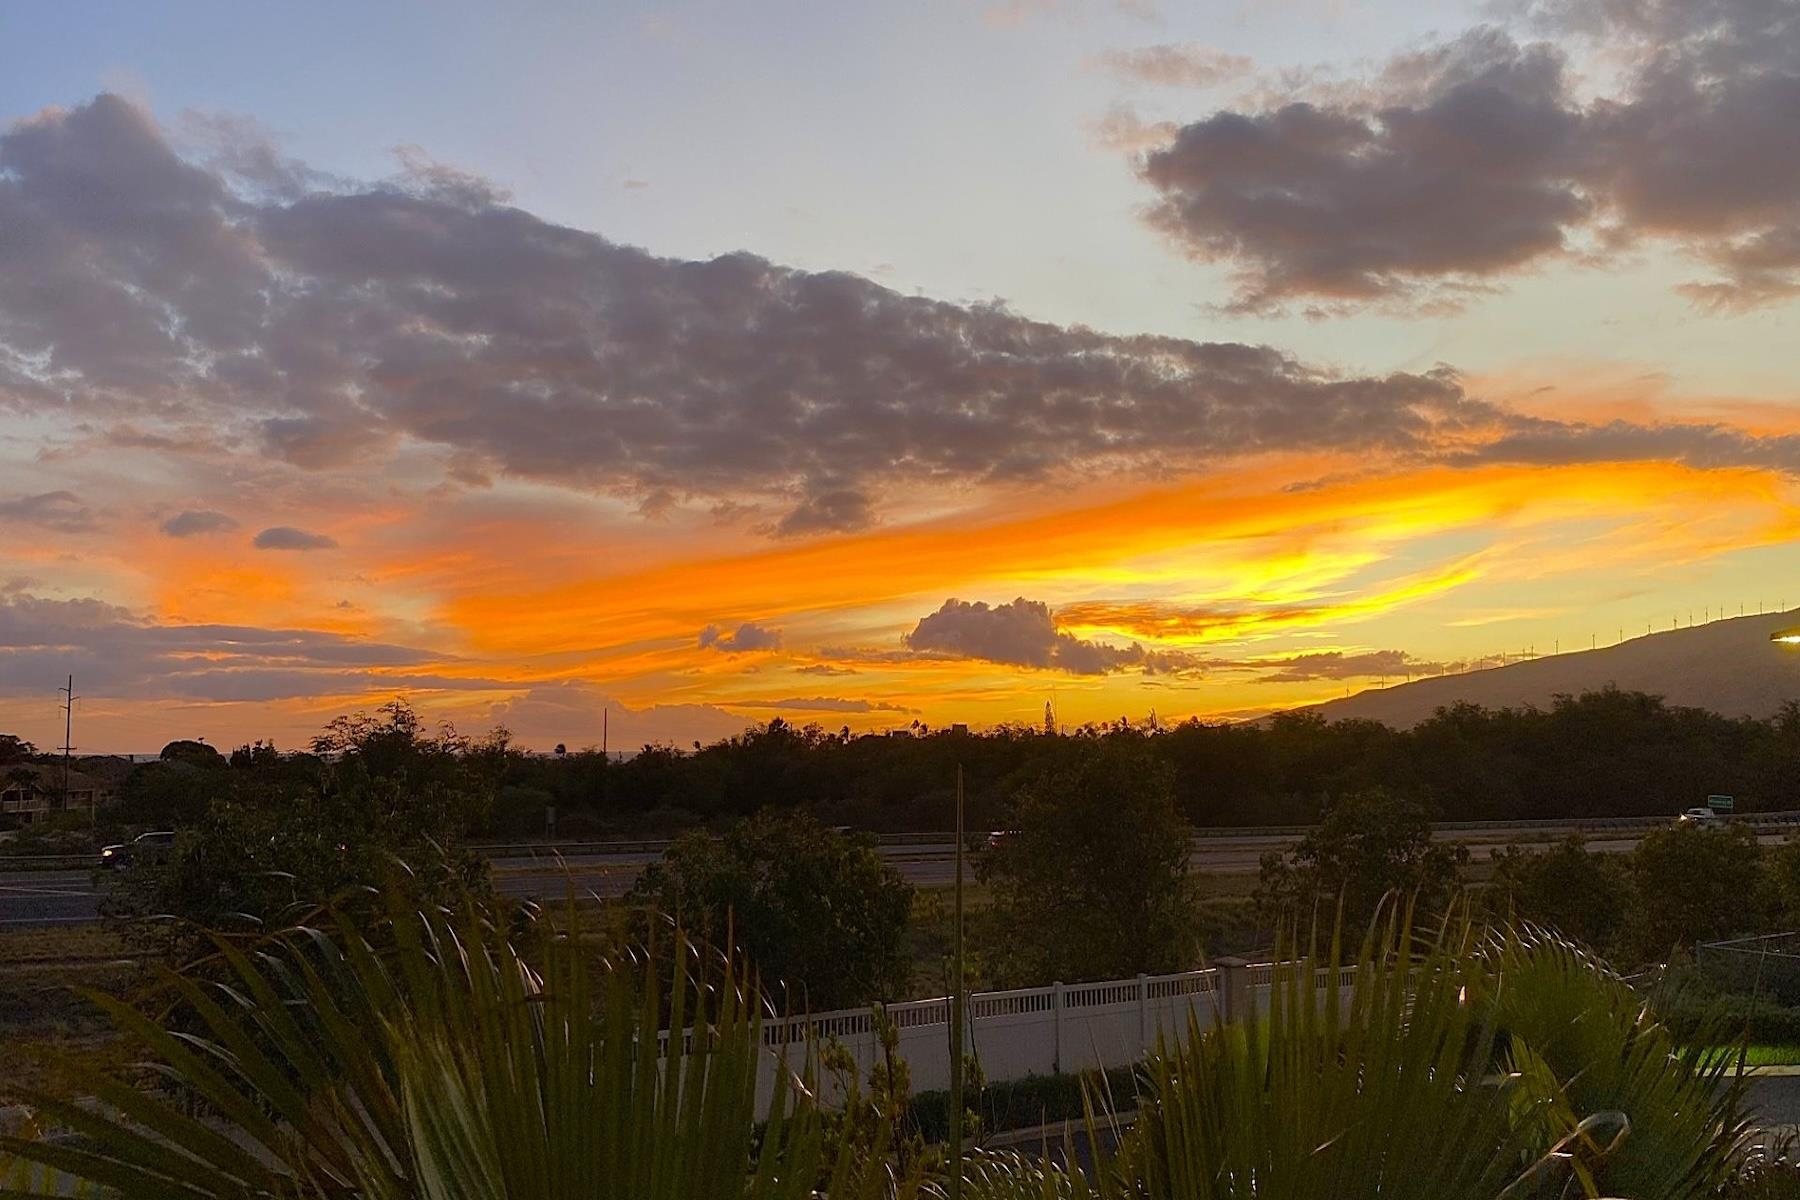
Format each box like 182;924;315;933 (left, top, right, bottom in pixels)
1677;807;1722;826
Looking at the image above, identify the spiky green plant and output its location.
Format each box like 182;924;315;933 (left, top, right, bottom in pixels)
1478;924;1747;1199
950;908;1752;1200
0;896;1754;1200
1116;909;1536;1200
0;898;836;1199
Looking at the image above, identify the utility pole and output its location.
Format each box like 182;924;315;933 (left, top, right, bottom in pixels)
948;764;966;1200
602;707;609;761
58;675;77;821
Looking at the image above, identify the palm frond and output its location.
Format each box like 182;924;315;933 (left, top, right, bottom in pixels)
0;896;830;1200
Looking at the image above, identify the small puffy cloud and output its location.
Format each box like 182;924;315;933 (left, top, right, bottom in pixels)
1088;104;1180;152
771;487;877;538
903;597;1204;676
1255;649;1459;683
796;663;860;676
159;509;238;538
734;696;918;714
1094;43;1254;88
253;525;338;551
0;491;96;533
388;143;512;208
698;621;784;652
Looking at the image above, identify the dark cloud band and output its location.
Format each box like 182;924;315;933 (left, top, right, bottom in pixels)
1133;2;1800;311
4;91;1800;545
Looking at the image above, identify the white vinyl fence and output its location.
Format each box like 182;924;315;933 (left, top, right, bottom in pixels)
752;957;1357;1116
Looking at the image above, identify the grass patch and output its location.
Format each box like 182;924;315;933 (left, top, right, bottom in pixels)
0;923;129;966
1743;1045;1800;1066
1713;1043;1800;1072
1696;1044;1800;1069
0;924;141;1103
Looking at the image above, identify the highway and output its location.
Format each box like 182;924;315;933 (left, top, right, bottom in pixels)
5;822;1796;928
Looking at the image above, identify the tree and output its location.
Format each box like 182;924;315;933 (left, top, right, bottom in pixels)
0;734;34;765
979;739;1196;984
1624;822;1769;959
158;739;225;769
625;809;913;1010
112;760;230;827
103;703;497;950
1256;788;1468;937
1486;836;1629;953
1764;838;1800;928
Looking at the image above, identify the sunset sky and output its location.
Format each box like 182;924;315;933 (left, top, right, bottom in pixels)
3;0;1799;753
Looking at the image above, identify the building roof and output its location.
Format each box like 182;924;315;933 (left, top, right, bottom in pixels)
0;764;116;794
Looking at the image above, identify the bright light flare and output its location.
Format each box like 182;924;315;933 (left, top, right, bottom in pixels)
1773;630;1800;644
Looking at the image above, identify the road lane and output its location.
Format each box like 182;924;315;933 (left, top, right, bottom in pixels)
5;828;1795;926
0;869;102;925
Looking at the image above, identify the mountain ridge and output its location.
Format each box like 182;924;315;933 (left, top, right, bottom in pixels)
1298;609;1800;727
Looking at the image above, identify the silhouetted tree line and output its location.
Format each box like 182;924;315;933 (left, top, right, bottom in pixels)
9;686;1798;844
484;687;1800;836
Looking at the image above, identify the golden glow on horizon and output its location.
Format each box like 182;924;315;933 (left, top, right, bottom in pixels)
441;458;1800;654
8;452;1800;751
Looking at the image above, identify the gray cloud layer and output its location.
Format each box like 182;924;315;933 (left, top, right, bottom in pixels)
1135;1;1800;311
0;591;490;702
0;96;1501;535
1254;649;1458;683
733;696;918;715
1;491;96;533
5;91;1800;542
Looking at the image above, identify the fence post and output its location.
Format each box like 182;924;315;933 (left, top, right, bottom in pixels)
1137;974;1149;1055
1052;981;1064;1075
869;1006;881;1085
1214;956;1249;1025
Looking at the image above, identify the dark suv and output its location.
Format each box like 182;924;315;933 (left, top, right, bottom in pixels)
99;830;177;871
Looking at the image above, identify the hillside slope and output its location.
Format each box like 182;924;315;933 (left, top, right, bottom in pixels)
1302;609;1800;727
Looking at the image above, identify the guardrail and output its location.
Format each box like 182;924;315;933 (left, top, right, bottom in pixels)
470;829;955;858
0;853;104;871
470;810;1800;857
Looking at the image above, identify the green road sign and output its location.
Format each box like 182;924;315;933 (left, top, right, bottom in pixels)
1708;794;1735;812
